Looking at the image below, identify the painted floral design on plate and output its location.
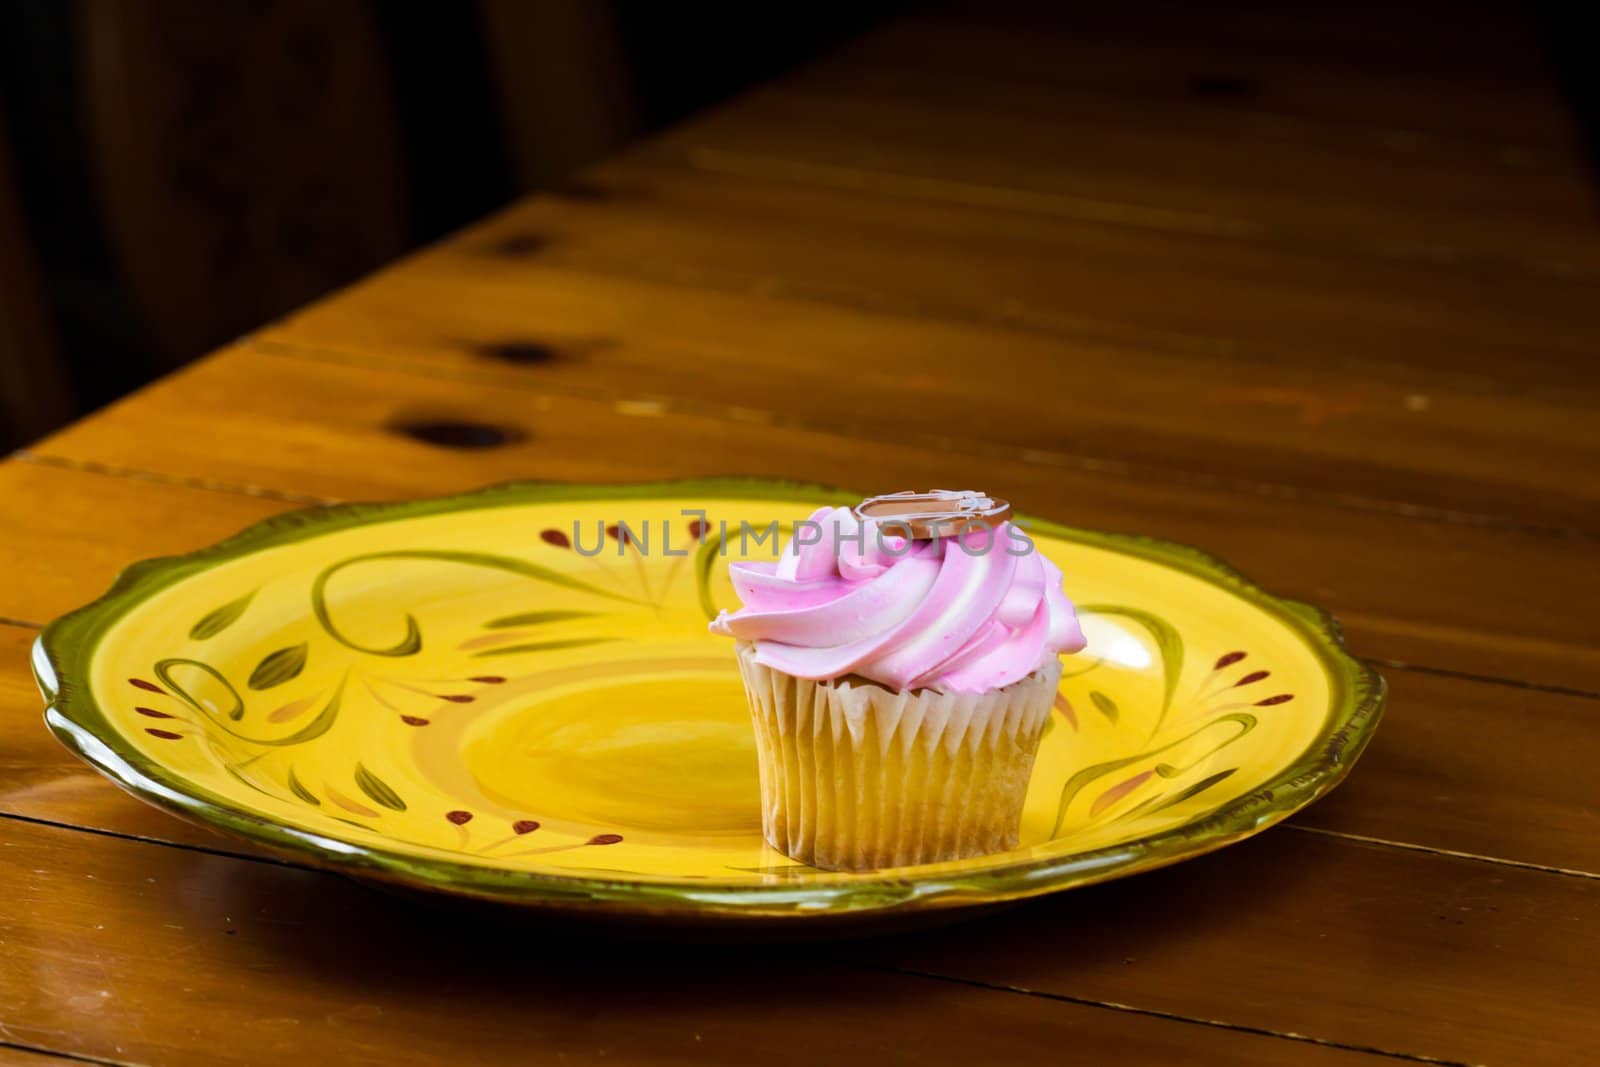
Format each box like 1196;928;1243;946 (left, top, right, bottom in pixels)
39;482;1379;914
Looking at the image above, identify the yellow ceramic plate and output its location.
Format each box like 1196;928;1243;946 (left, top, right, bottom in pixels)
37;480;1383;923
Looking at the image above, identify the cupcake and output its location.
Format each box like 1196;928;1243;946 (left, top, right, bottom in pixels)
710;490;1086;871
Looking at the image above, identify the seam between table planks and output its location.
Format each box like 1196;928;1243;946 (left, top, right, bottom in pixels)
9;579;1597;706
0;809;1493;1066
426;189;1600;406
869;969;1476;1067
0;20;1578;1067
255;142;1600;404
13;452;336;508
636;154;1600;390
0;809;299;871
0;1043;124;1067
238;338;1600;543
20;640;1600;888
10;451;1599;703
820;56;1571;173
677;145;1600;288
483;111;1600;394
0;1040;131;1067
1291;827;1600;882
774;58;1578;182
6;575;1593;883
6;769;1595;886
831;11;1577;157
1364;658;1600;701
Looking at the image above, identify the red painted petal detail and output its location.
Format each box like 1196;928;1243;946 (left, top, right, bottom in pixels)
540;529;571;549
1255;694;1295;706
1052;692;1079;732
446;810;473;825
438;694;475;704
1233;670;1270;687
468;675;506;684
400;715;430;726
587;833;623;846
689;518;709;541
1090;769;1155;817
1213;651;1247;670
135;707;175;719
145;728;183;740
130;678;165;693
513;819;541;835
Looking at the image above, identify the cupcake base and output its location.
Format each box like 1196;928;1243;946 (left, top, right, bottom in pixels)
735;643;1060;872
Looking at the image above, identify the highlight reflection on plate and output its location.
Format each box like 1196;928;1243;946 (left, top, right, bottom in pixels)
37;479;1383;924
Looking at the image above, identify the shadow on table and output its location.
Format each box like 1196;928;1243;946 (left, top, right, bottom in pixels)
205;827;1328;990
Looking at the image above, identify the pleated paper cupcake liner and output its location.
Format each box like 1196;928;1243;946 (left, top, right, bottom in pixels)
736;642;1060;872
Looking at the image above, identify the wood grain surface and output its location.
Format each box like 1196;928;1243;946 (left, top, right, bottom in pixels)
1;815;1396;1067
32;349;1600;690
0;1047;75;1067
6;627;1598;1066
4;2;1597;1064
254;175;1600;531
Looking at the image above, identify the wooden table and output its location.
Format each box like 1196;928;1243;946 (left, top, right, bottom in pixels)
4;4;1598;1064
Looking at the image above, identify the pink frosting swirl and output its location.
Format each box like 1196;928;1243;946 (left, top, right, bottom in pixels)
709;505;1086;693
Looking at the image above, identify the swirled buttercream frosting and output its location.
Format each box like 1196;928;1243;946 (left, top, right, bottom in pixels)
709;497;1085;693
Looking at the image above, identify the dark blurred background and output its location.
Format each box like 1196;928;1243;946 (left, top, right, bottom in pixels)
0;0;905;450
0;1;1593;452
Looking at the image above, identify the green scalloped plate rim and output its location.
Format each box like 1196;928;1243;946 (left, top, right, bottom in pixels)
35;477;1385;923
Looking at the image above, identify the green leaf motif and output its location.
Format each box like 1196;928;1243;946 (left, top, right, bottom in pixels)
220;760;280;802
484;610;602;630
1153;768;1238;813
312;550;640;658
154;658;245;721
473;637;621;659
189;591;256;641
1089;690;1119;723
287;767;321;806
354;763;406;812
1111;792;1167;824
1154;725;1257;779
272;678;346;747
248;643;308;690
153;662;345;744
1080;604;1185;734
1052;713;1257;835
